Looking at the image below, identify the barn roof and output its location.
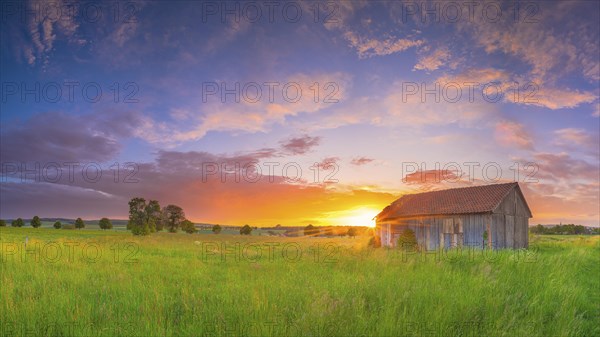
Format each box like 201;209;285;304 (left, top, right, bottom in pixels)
376;182;531;221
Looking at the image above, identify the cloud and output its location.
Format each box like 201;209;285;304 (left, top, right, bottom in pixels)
383;80;498;127
554;128;596;147
112;21;138;47
526;88;597;110
0;181;126;219
0;111;143;164
494;121;534;150
425;134;467;144
280;135;321;155
203;16;251;54
439;69;597;110
18;0;84;66
458;1;599;83
414;47;450;71
437;68;511;85
553;128;599;158
351;157;374;166
403;169;460;185
315;157;340;170
343;31;423;58
521;181;599;225
522;152;599;182
172;72;350;142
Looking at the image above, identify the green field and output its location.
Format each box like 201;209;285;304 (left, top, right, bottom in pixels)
1;228;598;337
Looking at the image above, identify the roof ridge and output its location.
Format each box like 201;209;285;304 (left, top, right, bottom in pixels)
405;181;517;195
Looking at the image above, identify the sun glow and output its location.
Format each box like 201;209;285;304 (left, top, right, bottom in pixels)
327;207;379;227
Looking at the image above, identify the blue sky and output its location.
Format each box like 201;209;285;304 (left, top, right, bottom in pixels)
1;0;599;226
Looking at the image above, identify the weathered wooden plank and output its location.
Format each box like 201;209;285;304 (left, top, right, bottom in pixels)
506;215;515;248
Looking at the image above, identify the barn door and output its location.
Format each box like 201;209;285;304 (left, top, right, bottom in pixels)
453;219;464;248
441;218;463;249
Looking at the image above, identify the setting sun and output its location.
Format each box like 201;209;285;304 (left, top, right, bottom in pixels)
325;207;380;227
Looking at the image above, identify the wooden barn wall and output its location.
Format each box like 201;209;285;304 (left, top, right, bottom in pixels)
386;214;491;250
491;214;510;248
516;194;530;218
514;216;529;248
492;187;530;249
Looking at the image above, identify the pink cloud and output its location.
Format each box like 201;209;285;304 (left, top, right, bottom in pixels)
494;121;534;150
351;157;374;166
280;135;321;155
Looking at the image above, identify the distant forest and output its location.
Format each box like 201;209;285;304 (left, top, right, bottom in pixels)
530;224;600;235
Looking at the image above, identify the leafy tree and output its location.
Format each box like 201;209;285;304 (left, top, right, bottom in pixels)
12;218;24;227
531;224;546;235
240;224;253;235
75;218;85;229
304;224;318;236
212;224;222;234
127;198;163;235
53;221;62;229
99;217;112;230
397;228;417;250
156;208;168;232
31;216;41;228
347;227;357;238
163;205;185;233
145;200;161;232
0;220;6;227
181;220;197;234
129;197;149;235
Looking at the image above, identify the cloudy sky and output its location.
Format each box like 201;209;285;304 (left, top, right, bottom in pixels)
1;0;598;226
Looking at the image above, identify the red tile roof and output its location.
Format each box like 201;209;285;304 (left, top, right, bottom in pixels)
377;182;526;220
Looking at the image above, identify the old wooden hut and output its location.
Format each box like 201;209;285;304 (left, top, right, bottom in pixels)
376;182;532;249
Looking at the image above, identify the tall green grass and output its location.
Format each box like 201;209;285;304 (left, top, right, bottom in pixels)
1;228;598;337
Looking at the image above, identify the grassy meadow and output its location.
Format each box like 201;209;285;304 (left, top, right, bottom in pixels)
1;227;598;337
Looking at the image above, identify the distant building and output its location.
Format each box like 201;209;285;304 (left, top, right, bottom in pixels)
376;182;532;249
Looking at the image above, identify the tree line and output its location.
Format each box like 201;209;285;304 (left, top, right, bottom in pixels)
0;216;112;230
303;224;363;237
126;198;252;236
530;224;600;235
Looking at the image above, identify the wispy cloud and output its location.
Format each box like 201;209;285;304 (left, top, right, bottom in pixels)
351;157;374;166
343;31;423;58
494;121;534;150
280;135;321;155
414;47;450;72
